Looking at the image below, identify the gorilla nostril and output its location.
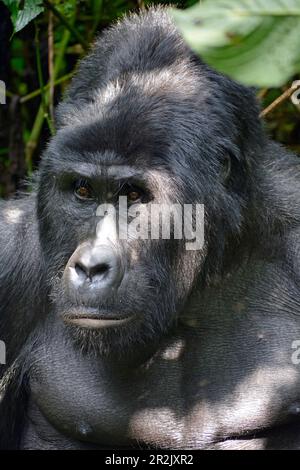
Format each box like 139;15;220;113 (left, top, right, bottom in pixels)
68;246;122;292
90;263;110;282
74;262;110;283
75;263;89;280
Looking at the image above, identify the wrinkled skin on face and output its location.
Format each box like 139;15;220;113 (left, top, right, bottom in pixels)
2;7;300;450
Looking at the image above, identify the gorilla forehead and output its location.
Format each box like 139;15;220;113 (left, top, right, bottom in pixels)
54;76;208;154
47;95;210;182
47;79;232;184
54;6;263;170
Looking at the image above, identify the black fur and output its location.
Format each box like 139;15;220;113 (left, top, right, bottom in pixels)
1;7;300;449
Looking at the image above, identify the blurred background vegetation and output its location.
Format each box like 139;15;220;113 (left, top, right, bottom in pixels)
0;0;299;198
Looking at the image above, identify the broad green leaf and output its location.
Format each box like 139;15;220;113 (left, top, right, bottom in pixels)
2;0;44;33
172;0;300;87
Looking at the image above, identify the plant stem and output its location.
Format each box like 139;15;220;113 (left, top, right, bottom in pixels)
260;82;300;118
20;73;73;104
25;27;72;172
44;0;89;50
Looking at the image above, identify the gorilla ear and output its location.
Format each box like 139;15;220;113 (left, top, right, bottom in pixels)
221;149;248;196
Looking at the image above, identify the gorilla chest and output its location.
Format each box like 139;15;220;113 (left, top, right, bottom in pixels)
27;322;300;450
28;345;187;448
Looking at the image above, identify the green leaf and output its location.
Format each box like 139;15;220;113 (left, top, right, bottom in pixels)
172;0;300;87
2;0;44;33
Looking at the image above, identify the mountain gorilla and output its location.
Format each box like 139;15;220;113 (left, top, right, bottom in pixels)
2;7;300;450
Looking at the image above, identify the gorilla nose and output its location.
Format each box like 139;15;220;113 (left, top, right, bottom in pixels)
64;243;123;297
74;261;110;284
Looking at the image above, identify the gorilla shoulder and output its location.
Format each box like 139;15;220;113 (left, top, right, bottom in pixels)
0;195;43;356
0;196;39;267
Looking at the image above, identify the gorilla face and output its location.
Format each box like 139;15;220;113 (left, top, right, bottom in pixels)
36;28;258;355
37;130;205;354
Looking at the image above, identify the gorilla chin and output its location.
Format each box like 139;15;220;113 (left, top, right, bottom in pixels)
57;299;164;357
62;316;160;359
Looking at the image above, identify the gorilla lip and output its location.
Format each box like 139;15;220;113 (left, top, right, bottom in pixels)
64;312;134;329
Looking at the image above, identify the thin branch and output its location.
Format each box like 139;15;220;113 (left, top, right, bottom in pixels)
34;22;54;135
25;27;72;172
90;0;103;40
5;89;14;99
48;10;55;127
260;82;300;118
44;0;89;50
20;72;73;104
256;88;268;100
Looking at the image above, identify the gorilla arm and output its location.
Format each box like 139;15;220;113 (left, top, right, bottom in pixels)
0;195;44;449
0;195;43;362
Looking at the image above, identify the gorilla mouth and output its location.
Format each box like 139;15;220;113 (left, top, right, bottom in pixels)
63;310;135;329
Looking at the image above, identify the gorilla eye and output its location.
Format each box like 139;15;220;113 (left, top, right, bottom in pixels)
119;183;147;203
74;180;94;201
128;190;142;203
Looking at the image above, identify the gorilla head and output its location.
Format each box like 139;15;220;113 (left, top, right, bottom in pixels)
36;8;264;356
